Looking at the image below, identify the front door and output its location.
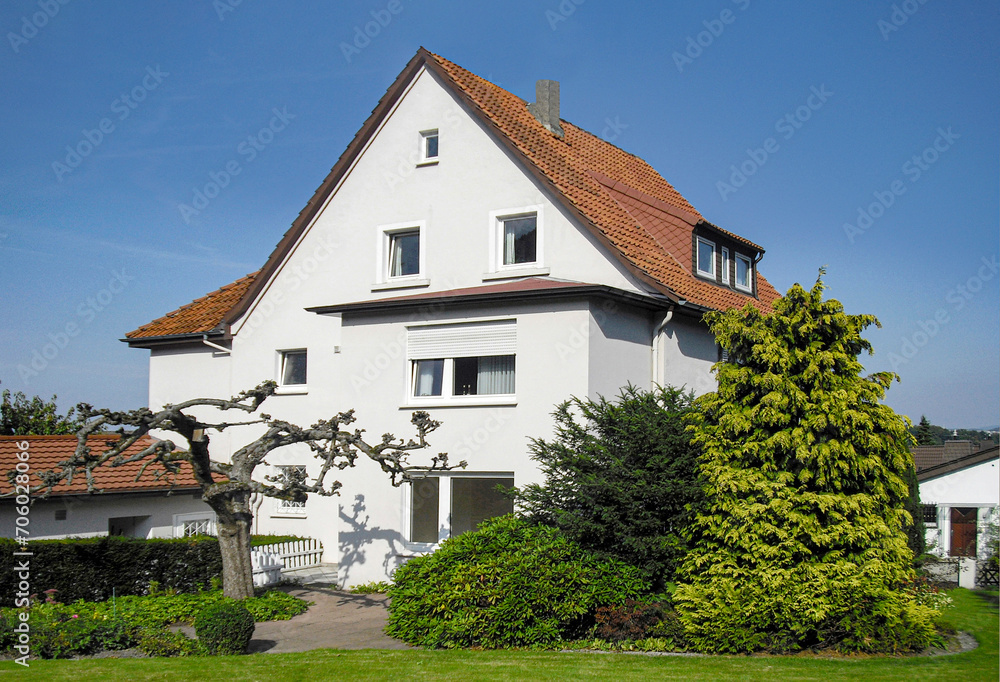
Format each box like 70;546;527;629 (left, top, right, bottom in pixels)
950;507;978;557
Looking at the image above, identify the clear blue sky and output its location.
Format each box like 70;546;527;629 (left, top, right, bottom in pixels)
1;1;997;429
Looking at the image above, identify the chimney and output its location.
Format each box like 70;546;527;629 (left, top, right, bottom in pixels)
528;80;564;138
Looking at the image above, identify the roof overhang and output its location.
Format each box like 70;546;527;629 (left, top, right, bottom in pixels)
122;330;230;350
307;280;676;317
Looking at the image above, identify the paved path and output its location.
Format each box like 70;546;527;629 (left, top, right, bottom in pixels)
248;587;411;653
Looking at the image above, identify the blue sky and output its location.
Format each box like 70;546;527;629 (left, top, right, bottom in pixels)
0;0;997;428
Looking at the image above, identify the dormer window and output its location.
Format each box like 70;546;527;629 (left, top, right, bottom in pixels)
721;247;730;285
735;254;753;292
696;237;716;278
419;129;439;164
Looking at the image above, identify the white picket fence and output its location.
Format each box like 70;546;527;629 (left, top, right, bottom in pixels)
251;538;324;587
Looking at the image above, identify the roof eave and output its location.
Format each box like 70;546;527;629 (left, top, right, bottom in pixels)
122;328;230;349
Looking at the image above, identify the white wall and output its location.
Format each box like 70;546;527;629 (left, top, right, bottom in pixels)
920;457;1000;558
587;301;654;400
0;492;212;540
658;313;718;395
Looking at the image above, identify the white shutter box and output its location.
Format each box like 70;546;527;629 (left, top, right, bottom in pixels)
408;320;516;359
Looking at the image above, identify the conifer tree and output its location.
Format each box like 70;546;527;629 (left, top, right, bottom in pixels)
915;415;936;445
673;273;938;653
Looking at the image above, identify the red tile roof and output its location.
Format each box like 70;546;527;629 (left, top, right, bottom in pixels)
0;435;200;496
126;272;258;339
128;49;781;342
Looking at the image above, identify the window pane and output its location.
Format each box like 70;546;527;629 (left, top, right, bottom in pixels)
425;133;438;159
413;359;444;396
503;216;536;265
721;249;730;283
697;240;714;275
277;466;306;509
390;231;420;277
410;477;439;543
282;351;307;385
477;355;515;394
451;477;514;537
736;256;750;288
454;357;478;395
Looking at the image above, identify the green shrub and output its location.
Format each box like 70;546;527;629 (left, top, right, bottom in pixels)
11;604;134;659
0;536;222;604
194;601;255;655
251;534;306;547
349;581;392;594
137;628;202;657
386;515;650;648
516;385;702;588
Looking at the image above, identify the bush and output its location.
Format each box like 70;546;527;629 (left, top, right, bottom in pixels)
594;600;665;642
0;536;222;604
137;628;202;657
516;385;702;587
194;601;255;655
349;581;392;594
7;604;133;659
386;515;650;648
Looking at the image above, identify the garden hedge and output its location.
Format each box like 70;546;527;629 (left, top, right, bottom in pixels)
0;536;223;604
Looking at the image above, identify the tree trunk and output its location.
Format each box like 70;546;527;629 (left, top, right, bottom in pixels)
209;493;256;599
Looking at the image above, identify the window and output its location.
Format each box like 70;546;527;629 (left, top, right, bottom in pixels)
502;215;537;266
407;321;517;403
696;237;716;277
279;350;307;386
735;254;752;291
389;230;420;278
274;465;307;516
173;512;217;538
408;475;514;544
721;247;730;284
420;129;439;163
55;509;67;521
922;503;938;525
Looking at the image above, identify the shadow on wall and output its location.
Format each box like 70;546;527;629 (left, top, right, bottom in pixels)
338;494;441;586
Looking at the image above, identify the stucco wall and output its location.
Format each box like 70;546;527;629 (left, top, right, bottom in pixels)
920;457;1000;558
658;312;718;395
0;492;213;540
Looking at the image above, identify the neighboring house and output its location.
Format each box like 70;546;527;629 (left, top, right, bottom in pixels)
124;49;781;586
917;444;999;559
0;435;215;540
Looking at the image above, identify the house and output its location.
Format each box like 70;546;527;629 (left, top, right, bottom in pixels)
0;435;215;540
124;49;781;586
918;444;999;559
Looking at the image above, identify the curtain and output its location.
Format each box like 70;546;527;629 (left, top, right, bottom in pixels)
477;356;515;395
414;359;444;396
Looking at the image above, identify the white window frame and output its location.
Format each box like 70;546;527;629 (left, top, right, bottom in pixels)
734;253;753;292
405;320;517;407
276;348;308;394
696;237;716;278
272;465;308;517
173;511;217;539
720;247;730;285
418;129;439;165
489;205;544;273
402;472;515;548
374;220;428;290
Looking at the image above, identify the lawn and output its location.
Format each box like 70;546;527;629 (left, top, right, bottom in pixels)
6;589;997;681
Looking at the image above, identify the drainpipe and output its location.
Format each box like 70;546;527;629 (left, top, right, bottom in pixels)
202;334;231;355
651;304;675;387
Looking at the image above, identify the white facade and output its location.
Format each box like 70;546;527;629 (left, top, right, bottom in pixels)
138;66;725;586
0;492;214;540
919;456;999;559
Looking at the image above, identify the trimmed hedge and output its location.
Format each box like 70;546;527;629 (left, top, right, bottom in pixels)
195;601;256;655
0;536;222;604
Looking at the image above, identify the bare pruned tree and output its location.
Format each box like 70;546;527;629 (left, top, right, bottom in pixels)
12;381;464;599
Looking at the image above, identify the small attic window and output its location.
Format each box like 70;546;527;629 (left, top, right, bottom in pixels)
696;237;716;278
735;254;753;292
419;130;439;165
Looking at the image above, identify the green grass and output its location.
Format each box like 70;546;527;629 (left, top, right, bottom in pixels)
7;589;997;681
